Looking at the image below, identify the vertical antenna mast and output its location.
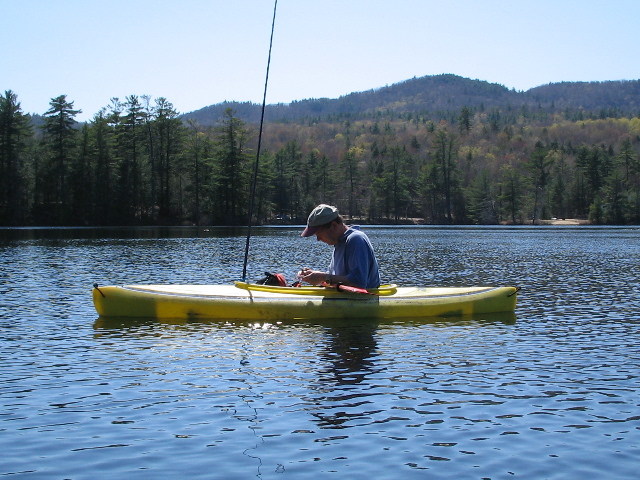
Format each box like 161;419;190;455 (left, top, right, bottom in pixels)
242;0;278;282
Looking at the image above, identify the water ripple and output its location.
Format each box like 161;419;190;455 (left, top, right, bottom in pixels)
1;227;640;479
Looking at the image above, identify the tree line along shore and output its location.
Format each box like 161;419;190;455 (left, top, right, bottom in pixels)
1;86;639;227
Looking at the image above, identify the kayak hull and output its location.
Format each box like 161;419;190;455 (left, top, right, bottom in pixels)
92;283;518;320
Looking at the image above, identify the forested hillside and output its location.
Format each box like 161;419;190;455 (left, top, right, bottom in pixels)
184;74;640;124
1;75;640;227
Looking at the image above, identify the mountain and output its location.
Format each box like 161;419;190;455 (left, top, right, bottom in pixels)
527;80;640;111
182;74;640;125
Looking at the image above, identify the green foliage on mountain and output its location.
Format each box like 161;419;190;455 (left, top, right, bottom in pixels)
183;74;640;124
1;75;640;227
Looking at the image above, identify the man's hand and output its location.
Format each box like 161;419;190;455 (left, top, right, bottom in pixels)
298;268;327;286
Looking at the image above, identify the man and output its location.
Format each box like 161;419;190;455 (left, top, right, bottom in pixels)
299;204;381;289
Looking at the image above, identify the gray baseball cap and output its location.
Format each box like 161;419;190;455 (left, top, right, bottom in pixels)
301;204;339;237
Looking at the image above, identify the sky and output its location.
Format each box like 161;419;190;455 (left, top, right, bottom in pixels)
3;0;639;122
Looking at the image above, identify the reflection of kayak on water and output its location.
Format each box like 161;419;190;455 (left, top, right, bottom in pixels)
92;282;519;321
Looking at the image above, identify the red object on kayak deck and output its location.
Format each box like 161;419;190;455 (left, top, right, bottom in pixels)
336;284;375;295
259;272;287;287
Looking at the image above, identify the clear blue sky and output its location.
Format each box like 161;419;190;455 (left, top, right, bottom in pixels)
3;0;639;121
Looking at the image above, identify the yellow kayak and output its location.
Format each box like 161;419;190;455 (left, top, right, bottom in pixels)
92;282;518;320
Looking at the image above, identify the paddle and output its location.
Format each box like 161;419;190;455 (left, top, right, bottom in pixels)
295;269;377;295
291;280;377;295
333;283;378;296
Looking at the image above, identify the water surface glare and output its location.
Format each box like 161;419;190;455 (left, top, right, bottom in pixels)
1;226;639;479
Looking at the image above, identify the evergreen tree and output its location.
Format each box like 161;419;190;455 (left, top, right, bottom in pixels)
273;140;303;220
118;95;147;221
432;130;459;223
576;145;604;201
458;106;472;134
252;149;276;224
90;109;115;224
617;137;636;182
0;90;33;225
527;143;555;222
550;152;569;220
70;124;93;224
341;146;361;218
40;95;81;224
419;160;444;223
602;169;627;224
625;138;640;223
153;97;184;220
213;108;250;223
468;169;498;224
141;95;158;220
374;145;412;222
498;163;526;224
185;119;205;224
312;153;335;207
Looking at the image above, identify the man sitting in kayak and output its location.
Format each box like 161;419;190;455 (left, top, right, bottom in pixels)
298;204;381;289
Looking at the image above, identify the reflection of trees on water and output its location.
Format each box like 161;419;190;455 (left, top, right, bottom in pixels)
310;320;385;429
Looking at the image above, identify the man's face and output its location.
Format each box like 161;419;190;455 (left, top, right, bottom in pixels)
315;221;339;245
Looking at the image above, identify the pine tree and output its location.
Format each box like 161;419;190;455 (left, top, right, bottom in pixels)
458;106;472;134
153;97;184;220
0;90;33;225
41;95;81;224
213;108;250;223
433;130;458;223
498;163;526;224
90;109;115;224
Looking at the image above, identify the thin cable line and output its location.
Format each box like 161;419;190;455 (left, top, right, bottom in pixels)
242;0;278;282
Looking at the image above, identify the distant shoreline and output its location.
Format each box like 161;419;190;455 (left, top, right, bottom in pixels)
340;217;593;226
536;218;590;226
0;218;595;229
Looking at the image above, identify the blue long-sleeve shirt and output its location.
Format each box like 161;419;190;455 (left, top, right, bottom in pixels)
328;226;381;289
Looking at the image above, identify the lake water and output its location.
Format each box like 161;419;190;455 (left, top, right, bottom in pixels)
1;225;639;479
